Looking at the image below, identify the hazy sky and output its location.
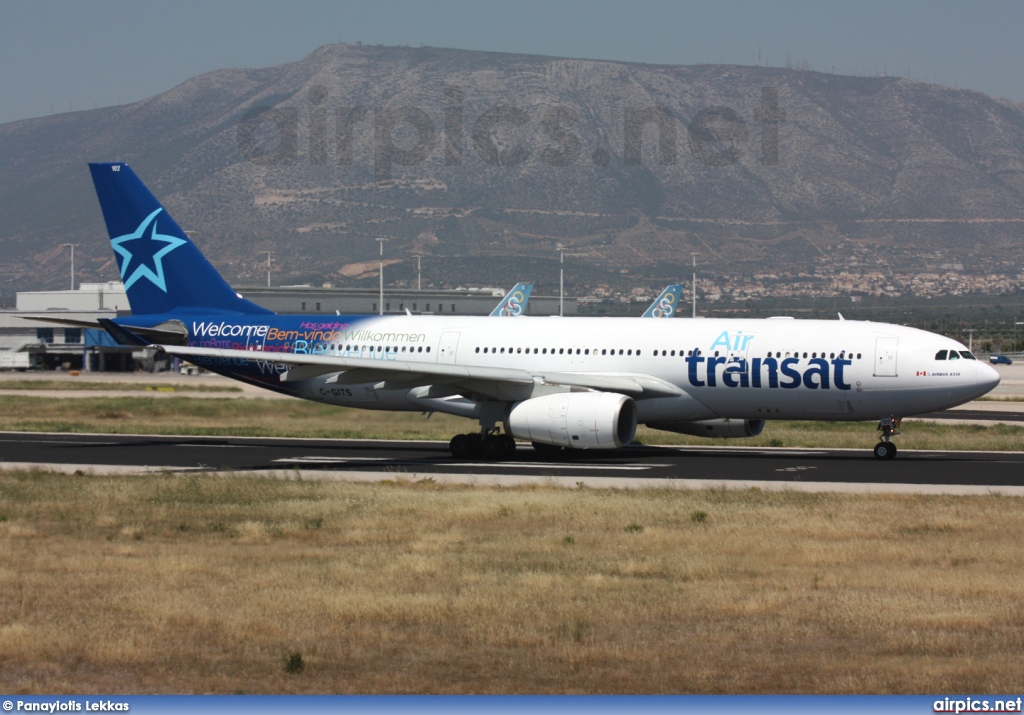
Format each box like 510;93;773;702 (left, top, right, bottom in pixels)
2;0;1022;126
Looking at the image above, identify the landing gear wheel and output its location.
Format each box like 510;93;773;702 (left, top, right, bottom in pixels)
482;434;510;460
449;434;479;459
873;441;897;460
502;434;517;455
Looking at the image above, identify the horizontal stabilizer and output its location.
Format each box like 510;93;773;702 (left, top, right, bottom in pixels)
22;316;189;345
98;318;150;347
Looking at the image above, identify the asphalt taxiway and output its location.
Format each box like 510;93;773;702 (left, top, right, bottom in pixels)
4;431;1024;495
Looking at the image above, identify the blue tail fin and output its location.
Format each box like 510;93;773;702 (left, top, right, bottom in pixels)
642;284;683;318
490;282;533;316
88;162;272;317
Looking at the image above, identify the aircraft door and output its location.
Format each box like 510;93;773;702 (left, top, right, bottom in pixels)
713;337;754;413
438;331;461;364
725;341;751;377
874;337;898;377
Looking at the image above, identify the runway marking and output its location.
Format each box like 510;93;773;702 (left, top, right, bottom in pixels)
775;466;819;473
273;457;668;471
0;438;122;446
171;443;248;448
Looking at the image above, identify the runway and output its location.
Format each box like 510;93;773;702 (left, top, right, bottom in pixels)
4;431;1024;494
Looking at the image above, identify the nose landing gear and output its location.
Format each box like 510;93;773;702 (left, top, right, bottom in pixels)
873;417;900;460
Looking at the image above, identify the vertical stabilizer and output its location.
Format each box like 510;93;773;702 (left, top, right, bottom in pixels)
88;162;272;316
642;285;684;318
490;282;533;316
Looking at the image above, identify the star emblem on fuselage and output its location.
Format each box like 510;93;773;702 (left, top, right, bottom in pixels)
109;208;188;292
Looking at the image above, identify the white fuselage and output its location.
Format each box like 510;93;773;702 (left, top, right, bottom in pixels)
252;314;999;423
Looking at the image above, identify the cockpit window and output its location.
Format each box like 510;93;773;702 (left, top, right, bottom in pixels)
959;351;976;360
935;350;948;360
949;351;960;360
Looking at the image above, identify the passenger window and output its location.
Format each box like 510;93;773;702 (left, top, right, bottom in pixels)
935;350;947;360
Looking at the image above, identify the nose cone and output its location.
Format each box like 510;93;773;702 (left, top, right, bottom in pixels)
973;361;1001;397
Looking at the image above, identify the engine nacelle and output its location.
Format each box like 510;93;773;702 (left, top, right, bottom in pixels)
648;418;766;439
508;392;637;449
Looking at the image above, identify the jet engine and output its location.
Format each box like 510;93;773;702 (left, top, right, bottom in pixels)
508;392;637;449
648;418;766;439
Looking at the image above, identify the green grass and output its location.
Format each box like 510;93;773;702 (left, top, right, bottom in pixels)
0;379;241;393
0;394;1021;450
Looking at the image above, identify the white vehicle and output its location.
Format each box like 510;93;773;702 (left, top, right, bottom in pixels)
0;352;31;371
45;163;1000;461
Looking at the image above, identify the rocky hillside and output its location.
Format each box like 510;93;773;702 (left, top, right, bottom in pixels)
2;43;1023;296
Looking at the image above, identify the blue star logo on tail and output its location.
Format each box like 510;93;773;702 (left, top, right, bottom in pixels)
110;208;187;292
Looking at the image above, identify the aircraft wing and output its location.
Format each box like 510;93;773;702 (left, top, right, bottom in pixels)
155;344;682;398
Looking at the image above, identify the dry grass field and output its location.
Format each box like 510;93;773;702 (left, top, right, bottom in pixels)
1;468;1023;694
0;395;1023;450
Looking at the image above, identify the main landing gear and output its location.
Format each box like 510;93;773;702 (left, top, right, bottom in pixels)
449;430;517;460
873;416;901;460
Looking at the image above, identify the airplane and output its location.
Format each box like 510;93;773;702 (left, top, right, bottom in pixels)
490;283;532;316
71;162;1001;461
498;282;677;319
642;285;683;318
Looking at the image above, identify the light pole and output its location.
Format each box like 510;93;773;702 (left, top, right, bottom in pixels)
691;252;699;318
375;237;390;315
1015;320;1023;353
413;254;424;291
61;243;78;291
557;244;565;317
964;328;975;353
260;251;273;288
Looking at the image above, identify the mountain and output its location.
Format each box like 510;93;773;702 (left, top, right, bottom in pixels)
2;43;1024;298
